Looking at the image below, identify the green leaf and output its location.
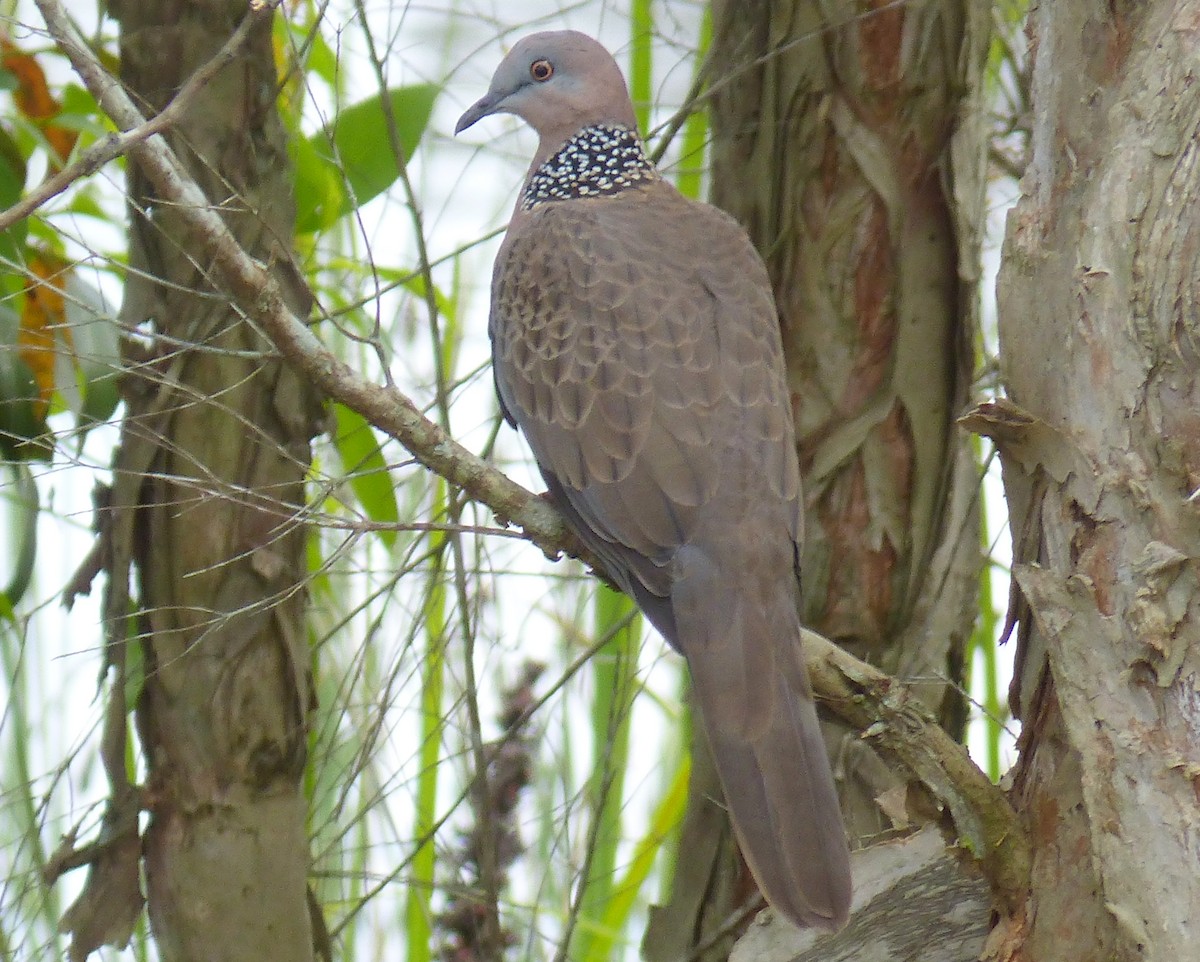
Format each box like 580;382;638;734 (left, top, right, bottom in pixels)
304;31;343;90
0;223;27;298
0;303;47;461
593;752;691;960
294;84;438;233
0;125;27;208
62;184;108;220
62;272;121;427
301;27;340;90
122;622;145;713
571;588;641;962
0;126;28;281
0;461;38;605
407;491;449;962
374;266;457;321
629;0;653;136
330;84;437;204
48;85;109;144
275;14;340;91
331;402;398;551
291;130;346;234
674;11;713;201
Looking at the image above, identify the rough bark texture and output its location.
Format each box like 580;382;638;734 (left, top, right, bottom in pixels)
729;826;990;962
111;1;321;958
991;2;1200;959
647;1;989;949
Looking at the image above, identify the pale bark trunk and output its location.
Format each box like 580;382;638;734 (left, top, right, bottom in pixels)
989;1;1200;959
112;2;320;958
646;1;990;952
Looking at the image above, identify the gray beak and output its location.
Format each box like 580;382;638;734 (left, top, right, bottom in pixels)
455;92;503;134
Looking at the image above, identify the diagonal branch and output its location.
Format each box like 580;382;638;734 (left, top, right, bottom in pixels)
0;4;258;233
801;628;1030;911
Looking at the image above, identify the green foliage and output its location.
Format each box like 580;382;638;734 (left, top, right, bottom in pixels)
569;587;641;962
332;402;401;552
595;752;690;957
966;440;1011;783
0;461;37;605
294;84;439;233
672;10;712;201
0;126;28;275
406;480;451;962
0;305;44;461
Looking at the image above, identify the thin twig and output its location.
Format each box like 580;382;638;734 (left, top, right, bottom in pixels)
0;6;259;232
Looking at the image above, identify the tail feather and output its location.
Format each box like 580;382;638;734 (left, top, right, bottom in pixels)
673;544;852;930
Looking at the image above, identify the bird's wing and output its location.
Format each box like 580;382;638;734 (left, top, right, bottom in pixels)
490;184;800;605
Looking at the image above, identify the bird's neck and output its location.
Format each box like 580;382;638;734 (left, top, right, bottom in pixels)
521;124;660;210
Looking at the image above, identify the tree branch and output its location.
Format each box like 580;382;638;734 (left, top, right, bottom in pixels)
802;628;1030;912
1;3;258;233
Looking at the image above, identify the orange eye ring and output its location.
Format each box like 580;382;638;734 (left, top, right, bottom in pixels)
530;59;553;82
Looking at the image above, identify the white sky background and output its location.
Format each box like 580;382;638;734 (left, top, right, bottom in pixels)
1;0;1018;956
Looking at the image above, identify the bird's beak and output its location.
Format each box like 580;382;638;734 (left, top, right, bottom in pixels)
455;92;503;134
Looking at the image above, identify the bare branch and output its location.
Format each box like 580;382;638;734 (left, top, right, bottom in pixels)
802;628;1030;912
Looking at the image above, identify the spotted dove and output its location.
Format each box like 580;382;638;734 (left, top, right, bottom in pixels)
457;30;852;930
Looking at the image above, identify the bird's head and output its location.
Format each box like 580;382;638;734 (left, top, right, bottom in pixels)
455;31;638;161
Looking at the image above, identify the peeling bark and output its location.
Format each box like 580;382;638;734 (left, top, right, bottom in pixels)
993;1;1200;958
707;0;986;695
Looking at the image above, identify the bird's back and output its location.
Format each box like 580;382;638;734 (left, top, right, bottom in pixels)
492;178;803;564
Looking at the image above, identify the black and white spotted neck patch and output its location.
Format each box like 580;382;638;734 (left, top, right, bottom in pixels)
520;124;660;210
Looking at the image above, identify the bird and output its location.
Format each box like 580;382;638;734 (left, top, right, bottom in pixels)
456;30;852;931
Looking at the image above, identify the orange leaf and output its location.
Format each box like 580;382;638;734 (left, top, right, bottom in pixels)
21;255;70;418
1;37;79;166
1;38;56;120
44;126;77;165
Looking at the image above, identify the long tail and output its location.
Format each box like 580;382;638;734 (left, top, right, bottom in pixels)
672;544;852;930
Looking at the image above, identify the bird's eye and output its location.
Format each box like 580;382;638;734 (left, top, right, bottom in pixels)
530;59;553;82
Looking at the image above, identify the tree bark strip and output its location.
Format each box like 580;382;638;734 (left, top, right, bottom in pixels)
111;1;321;958
994;2;1200;958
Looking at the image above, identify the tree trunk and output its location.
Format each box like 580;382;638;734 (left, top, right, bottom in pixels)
646;2;989;949
990;1;1200;959
111;2;320;958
